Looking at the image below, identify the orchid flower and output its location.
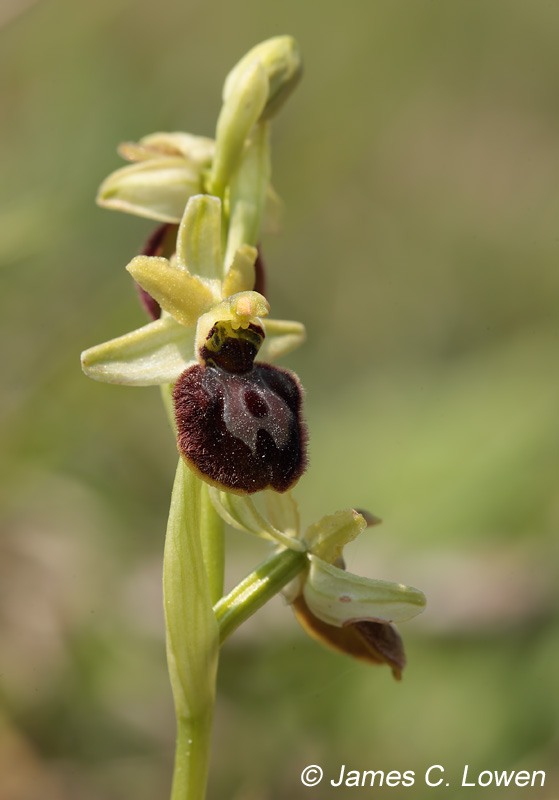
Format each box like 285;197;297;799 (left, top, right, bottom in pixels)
81;194;305;387
211;490;426;679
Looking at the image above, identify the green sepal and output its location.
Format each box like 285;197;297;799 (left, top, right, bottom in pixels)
97;157;201;222
81;317;195;385
303;555;426;627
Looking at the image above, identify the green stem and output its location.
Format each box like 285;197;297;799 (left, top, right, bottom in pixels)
164;459;219;800
170;713;214;800
215;548;307;645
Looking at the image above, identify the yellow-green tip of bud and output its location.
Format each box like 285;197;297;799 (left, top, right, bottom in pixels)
224;36;302;122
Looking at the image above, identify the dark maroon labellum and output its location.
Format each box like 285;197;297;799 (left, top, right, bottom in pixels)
173;328;307;494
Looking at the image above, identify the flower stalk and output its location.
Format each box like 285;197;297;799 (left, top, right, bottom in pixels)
215;547;307;645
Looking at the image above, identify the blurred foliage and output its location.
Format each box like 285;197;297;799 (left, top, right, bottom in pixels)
1;0;558;798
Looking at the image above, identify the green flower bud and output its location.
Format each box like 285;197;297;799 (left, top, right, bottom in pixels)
209;60;268;197
223;36;302;121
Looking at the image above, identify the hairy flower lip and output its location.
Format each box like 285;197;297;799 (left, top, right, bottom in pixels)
173;360;308;495
292;595;406;680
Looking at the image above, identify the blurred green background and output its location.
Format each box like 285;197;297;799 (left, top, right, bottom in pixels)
1;0;558;798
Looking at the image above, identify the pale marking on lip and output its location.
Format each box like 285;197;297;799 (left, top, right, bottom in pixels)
219;370;292;453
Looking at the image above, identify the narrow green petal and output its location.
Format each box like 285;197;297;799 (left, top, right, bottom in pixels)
304;510;367;564
222;244;257;297
81;317;195;385
208;488;305;551
257;318;306;361
304;555;426;627
97;157;201;222
126;256;215;326
176;195;223;283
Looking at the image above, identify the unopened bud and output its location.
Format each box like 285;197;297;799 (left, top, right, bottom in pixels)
223;36;302;121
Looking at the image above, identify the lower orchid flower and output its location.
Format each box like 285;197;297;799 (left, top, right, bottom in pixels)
210;491;426;679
